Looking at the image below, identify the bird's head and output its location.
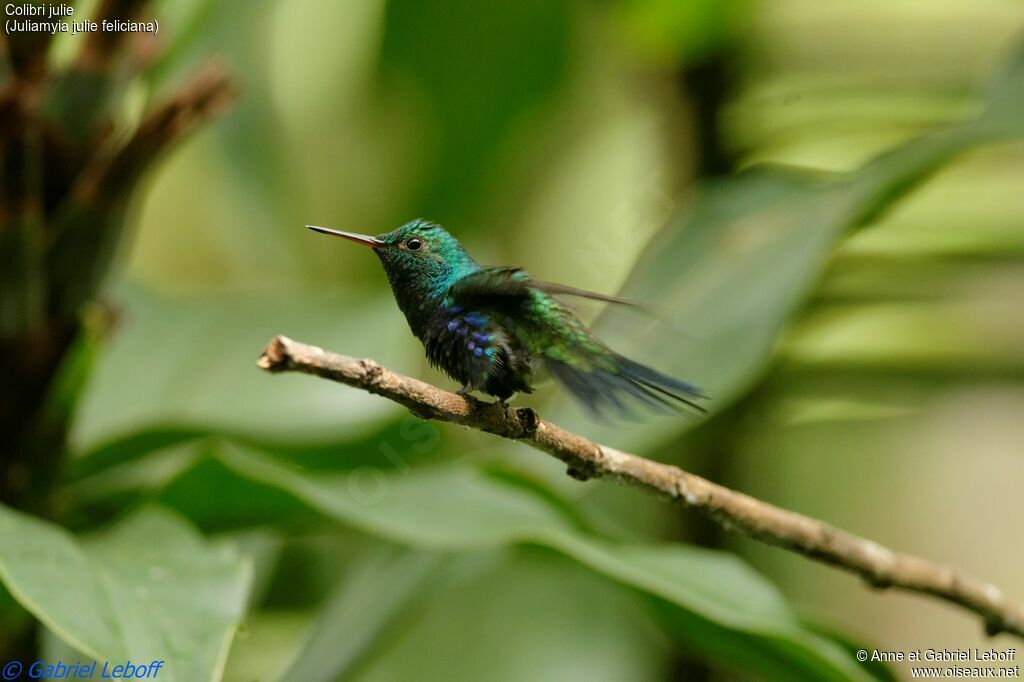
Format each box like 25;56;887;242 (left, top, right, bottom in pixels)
307;219;478;301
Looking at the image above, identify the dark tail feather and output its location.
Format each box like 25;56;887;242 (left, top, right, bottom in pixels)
547;361;605;415
616;356;708;413
547;357;707;417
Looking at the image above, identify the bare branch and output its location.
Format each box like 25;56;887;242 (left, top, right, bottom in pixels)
258;334;1024;640
73;60;237;208
76;0;154;71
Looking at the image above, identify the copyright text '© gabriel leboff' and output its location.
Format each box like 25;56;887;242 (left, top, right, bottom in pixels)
1;660;165;680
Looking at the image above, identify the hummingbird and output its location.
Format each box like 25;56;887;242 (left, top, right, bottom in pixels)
307;219;705;416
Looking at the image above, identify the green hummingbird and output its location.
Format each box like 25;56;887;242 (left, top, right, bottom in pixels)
308;219;705;415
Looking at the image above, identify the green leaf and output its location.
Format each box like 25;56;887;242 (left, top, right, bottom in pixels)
0;505;251;682
280;547;444;682
378;0;571;223
212;445;873;681
219;610;312;682
975;43;1024;139
348;550;673;682
566;40;1024;449
71;285;416;455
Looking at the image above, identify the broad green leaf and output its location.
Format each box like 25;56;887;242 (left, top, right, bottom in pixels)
800;620;900;682
0;505;251;682
221;611;313;682
71;285;415;455
564;41;1024;449
378;0;571;223
280;547;444;682
212;445;873;681
975;43;1024;140
68;415;453;524
350;550;673;682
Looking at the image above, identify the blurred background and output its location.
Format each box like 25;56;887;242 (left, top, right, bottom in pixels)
2;0;1024;680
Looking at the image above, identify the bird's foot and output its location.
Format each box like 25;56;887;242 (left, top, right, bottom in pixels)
456;386;472;397
493;392;515;408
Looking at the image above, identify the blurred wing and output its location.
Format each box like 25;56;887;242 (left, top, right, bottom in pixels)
450;268;705;416
450;267;649;308
546;352;708;417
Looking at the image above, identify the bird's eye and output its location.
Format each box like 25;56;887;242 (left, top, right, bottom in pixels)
406;238;423;251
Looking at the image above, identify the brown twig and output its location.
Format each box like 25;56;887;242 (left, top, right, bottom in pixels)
77;0;154;71
258;334;1024;640
73;60;237;207
44;61;236;317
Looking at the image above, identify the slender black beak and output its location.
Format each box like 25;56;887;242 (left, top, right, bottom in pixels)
306;225;384;248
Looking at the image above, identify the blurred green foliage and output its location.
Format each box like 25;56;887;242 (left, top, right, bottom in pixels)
0;506;250;681
2;0;1023;680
